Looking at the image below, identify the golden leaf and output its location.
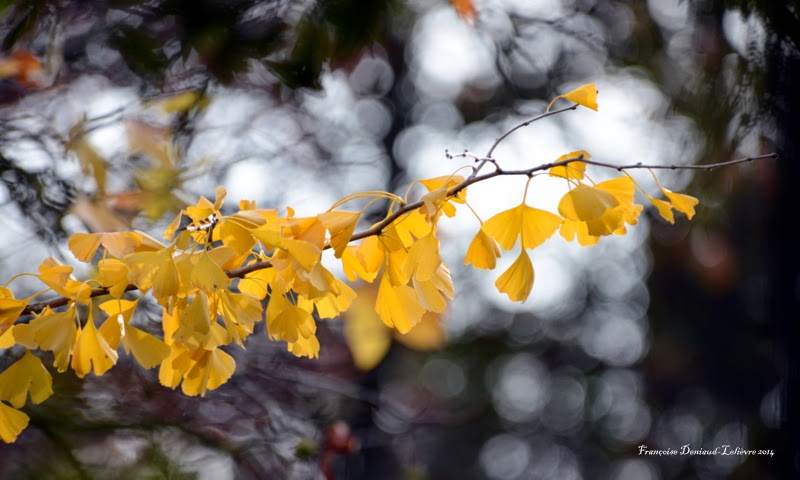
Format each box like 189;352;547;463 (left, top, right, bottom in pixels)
344;289;392;370
190;250;231;293
495;250;534;302
181;347;236;397
267;304;315;343
402;233;442;282
375;275;425;334
122;325;171;369
0;351;54;408
465;229;502;270
13;308;78;372
0;401;29;443
70;311;118;378
0;287;28;334
548;150;591;180
550;83;598;111
96;259;130;298
318;211;361;258
287;334;320;359
395;312;446;352
483;204;562;250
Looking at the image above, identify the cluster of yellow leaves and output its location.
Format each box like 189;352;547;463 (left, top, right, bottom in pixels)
0;82;701;443
465;151;697;302
465;85;697;303
339;176;460;335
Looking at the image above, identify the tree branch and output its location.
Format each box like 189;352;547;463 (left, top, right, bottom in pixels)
15;94;778;317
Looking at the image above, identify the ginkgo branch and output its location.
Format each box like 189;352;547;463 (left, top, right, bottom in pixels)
21;146;778;315
18;151;777;318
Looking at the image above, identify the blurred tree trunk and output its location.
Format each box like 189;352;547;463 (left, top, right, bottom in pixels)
769;44;800;479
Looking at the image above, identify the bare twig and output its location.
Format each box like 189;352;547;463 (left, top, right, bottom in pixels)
466;104;580;181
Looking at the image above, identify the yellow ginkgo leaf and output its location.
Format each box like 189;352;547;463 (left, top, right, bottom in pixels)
663;189;699;220
67;233;102;262
96;259;130;298
647;196;675;224
281;238;321;272
395;312;446;352
36;259;91;303
0;401;29;443
122;325;171;369
594;176;641;230
267;304;315;343
158;344;191;389
238;266;275;300
99;232;144;258
13;307;78;372
181;347;235;397
190;250;231;293
173;292;227;349
418;175;466;222
341;246;379;283
418;175;466;201
495;250;534;302
410;262;453;314
556;176;641;239
0;328;14;348
161;300;184;345
318;211;361;258
185;195;216;225
549;83;598;111
163;212;183;241
402;233;442;282
0;351;54;408
250;222;283;250
98;313;123;350
283;215;326;248
521;206;564;249
465;229;502;270
383;210;432;250
419;187;449;223
132;230;168;252
413;277;448;313
301;266;357;319
287;334;321;359
68;232;143;262
218;220;256;255
429;262;455;301
0;287;28;333
548;150;591;180
483;204;562;251
98;298;139;324
216;290;262;346
559;219;600;246
344;289;391;371
375;274;425;334
558;184;619;221
482;205;524;250
70;311;119;378
126;248;179;308
356;236;385;276
217;290;263;327
384;248;408;287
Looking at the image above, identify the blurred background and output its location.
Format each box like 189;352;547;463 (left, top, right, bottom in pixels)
0;0;798;478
